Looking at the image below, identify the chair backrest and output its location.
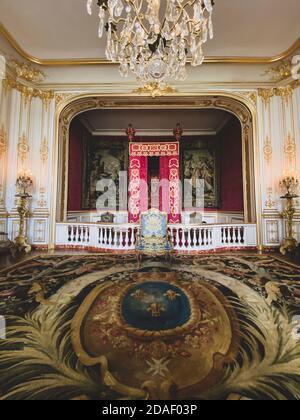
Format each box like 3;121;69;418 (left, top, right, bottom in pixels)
140;209;168;239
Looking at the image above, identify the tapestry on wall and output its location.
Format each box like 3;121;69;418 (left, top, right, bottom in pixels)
82;138;128;209
183;139;220;208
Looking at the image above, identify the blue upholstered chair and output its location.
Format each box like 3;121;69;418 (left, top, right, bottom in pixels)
136;209;173;266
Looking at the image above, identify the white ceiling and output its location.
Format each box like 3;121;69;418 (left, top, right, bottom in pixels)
0;0;299;60
79;108;233;136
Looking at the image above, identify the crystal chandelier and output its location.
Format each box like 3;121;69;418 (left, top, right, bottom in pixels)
87;0;214;84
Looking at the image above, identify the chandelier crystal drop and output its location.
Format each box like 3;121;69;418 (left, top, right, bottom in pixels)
86;0;214;84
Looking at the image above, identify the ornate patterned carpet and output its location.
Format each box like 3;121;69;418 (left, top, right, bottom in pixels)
0;253;300;400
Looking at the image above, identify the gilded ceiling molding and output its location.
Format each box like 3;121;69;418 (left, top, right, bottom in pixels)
9;59;45;83
0;126;7;158
2;74;54;108
1;22;300;66
265;60;292;82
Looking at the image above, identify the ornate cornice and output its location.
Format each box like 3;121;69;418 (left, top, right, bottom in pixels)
266;60;292;82
9;59;45;83
2;74;54;108
258;88;275;106
258;79;300;104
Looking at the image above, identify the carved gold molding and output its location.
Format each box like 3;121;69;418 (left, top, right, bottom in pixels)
37;188;47;209
133;83;177;98
55;93;76;107
1;22;300;66
40;137;49;163
0;126;7;158
266;61;292;82
263;136;273;164
9;59;45;83
265;188;276;210
2;74;54;108
18;133;29;163
258;88;275;106
284;133;296;163
276;85;294;104
258;80;300;105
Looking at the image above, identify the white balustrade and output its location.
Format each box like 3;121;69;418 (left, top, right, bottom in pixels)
56;222;257;252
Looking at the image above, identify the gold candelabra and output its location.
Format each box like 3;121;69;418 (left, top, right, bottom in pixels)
279;176;299;255
14;171;33;253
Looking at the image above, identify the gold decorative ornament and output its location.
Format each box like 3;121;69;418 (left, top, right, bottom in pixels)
2;74;54;107
9;59;45;83
263;135;273;164
40;137;48;163
265;188;276;209
14;171;34;253
266;60;292;82
275;85;293;105
258;88;275;106
284;133;296;163
279;176;299;255
133;83;177;98
0;126;7;157
18;134;29;163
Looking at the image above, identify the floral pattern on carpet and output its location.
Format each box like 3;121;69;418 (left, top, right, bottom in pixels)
0;254;299;400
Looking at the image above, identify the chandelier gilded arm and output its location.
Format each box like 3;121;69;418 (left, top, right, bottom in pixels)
86;0;215;84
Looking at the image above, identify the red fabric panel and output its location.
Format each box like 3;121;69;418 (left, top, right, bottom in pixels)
220;118;244;212
128;156;148;223
160;155;181;223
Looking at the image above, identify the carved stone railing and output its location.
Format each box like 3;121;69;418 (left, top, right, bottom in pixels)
55;223;257;252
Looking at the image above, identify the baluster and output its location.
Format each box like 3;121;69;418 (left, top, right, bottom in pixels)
98;227;103;245
175;228;180;249
68;226;72;242
241;227;245;244
103;227;108;245
236;226;241;244
187;228;192;250
125;228;129;248
108;227;113;247
117;229;122;249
